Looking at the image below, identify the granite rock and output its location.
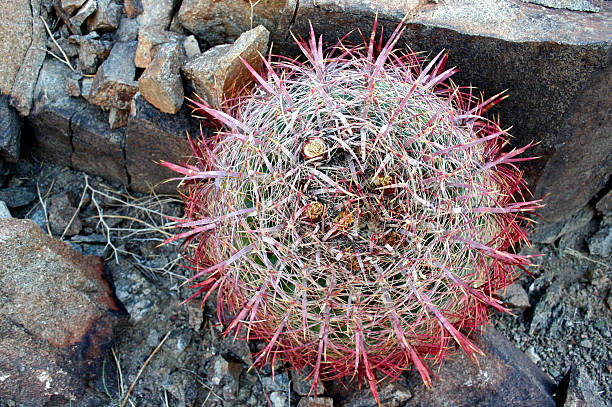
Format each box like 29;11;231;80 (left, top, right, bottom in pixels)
521;0;602;12
326;328;555;407
124;0;143;18
297;398;334;407
70;31;114;75
69;0;97;29
61;0;87;14
291;367;324;396
0;186;36;208
48;192;83;237
28;58;86;165
561;364;606;407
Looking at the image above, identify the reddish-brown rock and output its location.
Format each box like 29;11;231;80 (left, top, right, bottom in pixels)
89;41;139;111
86;0;122;32
176;0;291;46
0;219;126;406
139;42;186;114
182;25;269;108
134;26;183;68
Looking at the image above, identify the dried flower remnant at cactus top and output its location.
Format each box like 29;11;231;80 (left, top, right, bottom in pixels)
162;19;541;402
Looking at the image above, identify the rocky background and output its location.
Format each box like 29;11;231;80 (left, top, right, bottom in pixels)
0;0;610;406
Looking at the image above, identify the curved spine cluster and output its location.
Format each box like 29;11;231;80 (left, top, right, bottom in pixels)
163;19;541;401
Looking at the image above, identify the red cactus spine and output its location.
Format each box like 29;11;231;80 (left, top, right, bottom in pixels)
162;18;541;402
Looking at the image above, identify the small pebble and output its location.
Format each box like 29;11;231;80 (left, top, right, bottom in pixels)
525;346;541;364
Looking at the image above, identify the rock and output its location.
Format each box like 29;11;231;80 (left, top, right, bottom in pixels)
81;76;94;102
70;31;114;75
137;0;177;29
596;189;612;215
109;106;129;129
113;266;159;324
114;17;140;43
139;42;186;114
561;365;606;407
176;0;292;46
48;192;83;236
0;218;126;406
87;0;122;32
71;104;129;184
47;32;80;59
169;14;189;35
61;0;87;14
28;58;129;186
521;0;602;12
534;59;611;225
530;284;563;336
0;95;21;162
65;78;81;97
408;328;555;407
183;35;201;59
327;328;555;407
209;356;230;386
0;0;48;115
0;186;36;208
124;0;143;18
284;0;612;231
134;26;183;68
531;205;595;244
0;201;11;219
182;25;269;108
298;397;334;407
126;93;195;193
69;0;97;29
525;346;542;365
291;367;324;396
89;41;139;111
588;225;612;258
28;58;86;165
326;379;412;407
503;283;531;310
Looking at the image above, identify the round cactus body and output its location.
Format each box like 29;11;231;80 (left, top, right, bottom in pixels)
164;20;540;400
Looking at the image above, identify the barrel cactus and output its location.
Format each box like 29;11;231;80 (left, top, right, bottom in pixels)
163;20;540;400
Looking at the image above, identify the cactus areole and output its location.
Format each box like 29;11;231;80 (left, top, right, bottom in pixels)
162;20;541;401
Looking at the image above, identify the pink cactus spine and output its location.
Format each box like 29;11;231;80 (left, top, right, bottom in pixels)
162;18;541;402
